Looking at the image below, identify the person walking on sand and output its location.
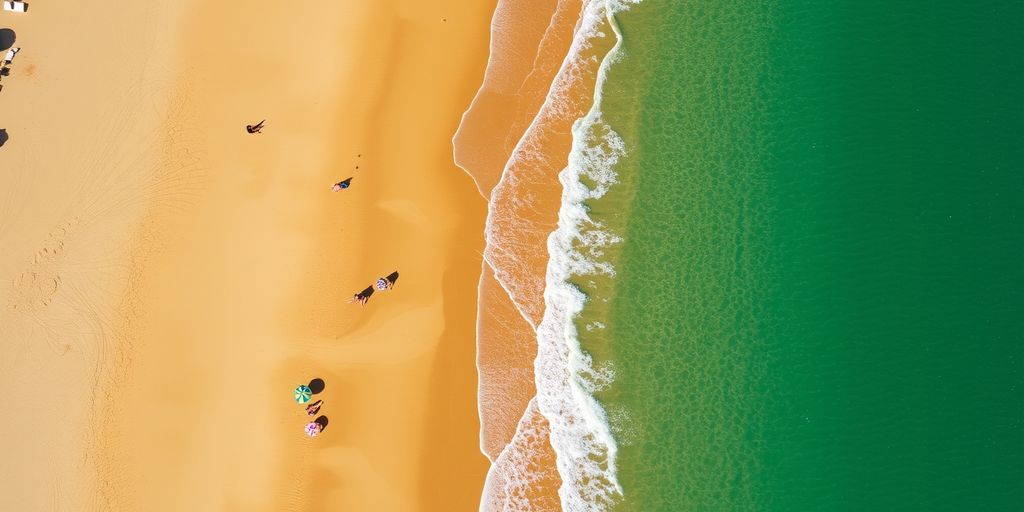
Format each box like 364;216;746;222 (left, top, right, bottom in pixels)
332;177;353;192
246;120;266;134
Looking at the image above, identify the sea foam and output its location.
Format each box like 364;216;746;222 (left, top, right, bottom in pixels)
473;0;640;510
535;26;628;512
504;1;637;510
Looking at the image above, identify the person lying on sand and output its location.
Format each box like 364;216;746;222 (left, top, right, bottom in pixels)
246;120;265;134
306;400;323;416
349;285;375;305
331;177;353;192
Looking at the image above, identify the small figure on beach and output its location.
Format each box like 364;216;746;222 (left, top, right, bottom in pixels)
294;384;313;404
331;177;353;192
375;271;400;291
305;399;323;416
305;415;329;436
305;415;329;437
305;421;322;437
2;47;19;66
350;285;375;305
246;119;265;134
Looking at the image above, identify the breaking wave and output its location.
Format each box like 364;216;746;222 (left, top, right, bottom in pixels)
532;6;630;506
459;0;641;510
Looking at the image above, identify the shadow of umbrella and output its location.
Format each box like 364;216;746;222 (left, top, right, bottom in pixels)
308;378;325;394
0;29;14;52
353;285;374;303
0;129;8;148
314;415;329;433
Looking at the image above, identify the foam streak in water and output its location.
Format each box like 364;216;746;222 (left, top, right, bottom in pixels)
473;0;639;509
532;1;636;509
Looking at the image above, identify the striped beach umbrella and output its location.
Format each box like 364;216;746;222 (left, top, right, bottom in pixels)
305;422;321;437
294;385;312;404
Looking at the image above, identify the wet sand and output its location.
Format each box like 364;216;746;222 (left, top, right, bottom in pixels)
453;0;618;508
0;0;493;510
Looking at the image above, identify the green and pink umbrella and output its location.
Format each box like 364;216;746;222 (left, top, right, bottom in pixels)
293;385;312;404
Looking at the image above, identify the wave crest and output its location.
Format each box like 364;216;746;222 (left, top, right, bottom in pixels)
464;0;641;510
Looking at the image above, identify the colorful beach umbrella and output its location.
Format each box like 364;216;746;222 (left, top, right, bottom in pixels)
294;385;312;404
305;422;321;437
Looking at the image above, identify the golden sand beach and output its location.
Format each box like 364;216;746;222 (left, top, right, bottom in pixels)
1;0;493;510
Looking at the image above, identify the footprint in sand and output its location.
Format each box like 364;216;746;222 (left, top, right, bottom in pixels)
8;219;77;312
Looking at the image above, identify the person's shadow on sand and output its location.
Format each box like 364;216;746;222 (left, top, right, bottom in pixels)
0;129;8;148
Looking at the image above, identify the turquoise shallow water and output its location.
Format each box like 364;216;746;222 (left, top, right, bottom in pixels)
587;1;1024;510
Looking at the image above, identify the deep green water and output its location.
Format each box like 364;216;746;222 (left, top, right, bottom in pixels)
590;1;1024;510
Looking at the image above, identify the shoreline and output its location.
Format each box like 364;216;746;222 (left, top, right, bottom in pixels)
453;0;631;508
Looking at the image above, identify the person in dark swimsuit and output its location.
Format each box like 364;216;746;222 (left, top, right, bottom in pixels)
332;177;353;192
350;285;374;305
306;400;323;416
246;120;265;134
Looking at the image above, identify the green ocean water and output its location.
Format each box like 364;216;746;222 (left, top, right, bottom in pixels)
588;1;1024;510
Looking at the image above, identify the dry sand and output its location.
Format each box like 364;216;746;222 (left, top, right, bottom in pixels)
0;0;493;510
